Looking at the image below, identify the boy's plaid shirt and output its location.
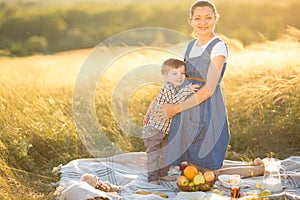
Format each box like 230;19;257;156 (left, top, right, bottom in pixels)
145;81;193;134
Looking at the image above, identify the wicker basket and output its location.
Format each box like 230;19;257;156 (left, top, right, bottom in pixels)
177;178;216;192
177;169;217;192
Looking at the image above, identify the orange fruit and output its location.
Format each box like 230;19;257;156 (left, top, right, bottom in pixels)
183;165;199;180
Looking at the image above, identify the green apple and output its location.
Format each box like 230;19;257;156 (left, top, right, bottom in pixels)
189;182;195;187
259;190;272;197
193;174;205;185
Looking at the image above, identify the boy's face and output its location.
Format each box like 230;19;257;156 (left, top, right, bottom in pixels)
165;65;186;87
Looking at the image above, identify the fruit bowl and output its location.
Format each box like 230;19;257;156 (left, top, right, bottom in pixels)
177;178;216;192
176;167;217;192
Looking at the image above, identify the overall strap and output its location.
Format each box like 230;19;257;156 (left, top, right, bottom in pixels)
206;38;228;78
184;39;197;61
205;38;222;55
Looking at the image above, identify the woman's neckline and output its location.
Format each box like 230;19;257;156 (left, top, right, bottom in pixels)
196;34;216;47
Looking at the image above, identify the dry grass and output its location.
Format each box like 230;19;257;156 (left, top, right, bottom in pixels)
0;49;91;199
223;32;300;160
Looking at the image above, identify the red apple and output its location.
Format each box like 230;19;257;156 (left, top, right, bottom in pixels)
177;175;189;186
204;170;215;182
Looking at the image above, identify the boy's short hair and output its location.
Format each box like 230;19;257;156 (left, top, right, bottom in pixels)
161;58;185;75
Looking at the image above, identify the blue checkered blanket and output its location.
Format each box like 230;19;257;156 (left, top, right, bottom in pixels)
53;152;300;200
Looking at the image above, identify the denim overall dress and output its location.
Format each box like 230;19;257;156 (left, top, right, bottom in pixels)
165;38;230;170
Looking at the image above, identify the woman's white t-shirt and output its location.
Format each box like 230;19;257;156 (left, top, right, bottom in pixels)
188;36;228;61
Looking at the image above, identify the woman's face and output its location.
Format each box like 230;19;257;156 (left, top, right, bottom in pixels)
190;6;217;37
165;65;186;87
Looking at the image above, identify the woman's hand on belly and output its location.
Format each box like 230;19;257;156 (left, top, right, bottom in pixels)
153;104;181;119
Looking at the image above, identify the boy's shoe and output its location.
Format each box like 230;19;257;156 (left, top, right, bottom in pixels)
149;180;159;185
160;175;177;181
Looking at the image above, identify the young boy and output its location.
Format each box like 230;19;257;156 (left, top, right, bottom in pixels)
142;58;199;185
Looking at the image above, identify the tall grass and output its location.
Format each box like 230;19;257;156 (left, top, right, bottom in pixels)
0;50;92;199
224;35;300;160
0;30;299;198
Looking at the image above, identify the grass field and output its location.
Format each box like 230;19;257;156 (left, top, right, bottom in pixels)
0;28;300;199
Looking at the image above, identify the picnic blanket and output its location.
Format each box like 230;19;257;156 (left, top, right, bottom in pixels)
53;152;300;200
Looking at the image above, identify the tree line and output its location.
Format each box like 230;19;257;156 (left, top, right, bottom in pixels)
0;0;299;56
